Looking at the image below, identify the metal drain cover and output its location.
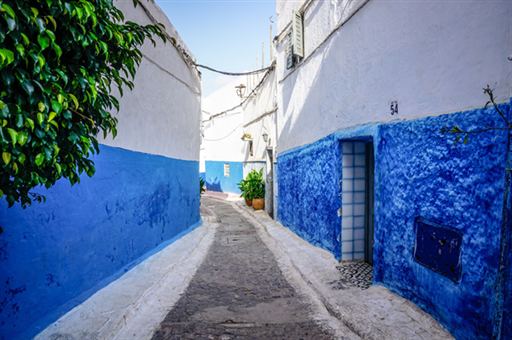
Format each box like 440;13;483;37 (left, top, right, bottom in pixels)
226;235;258;244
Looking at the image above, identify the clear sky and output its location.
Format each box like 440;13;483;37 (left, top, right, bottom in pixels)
154;0;276;98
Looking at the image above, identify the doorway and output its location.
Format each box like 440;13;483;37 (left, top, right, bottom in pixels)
340;141;375;265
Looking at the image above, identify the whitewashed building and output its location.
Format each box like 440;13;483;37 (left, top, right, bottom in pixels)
274;1;511;339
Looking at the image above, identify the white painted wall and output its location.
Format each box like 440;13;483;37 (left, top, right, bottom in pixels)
242;70;277;162
98;0;201;162
276;0;511;153
201;77;245;162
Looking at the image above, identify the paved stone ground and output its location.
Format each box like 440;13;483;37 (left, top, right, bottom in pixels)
152;198;334;340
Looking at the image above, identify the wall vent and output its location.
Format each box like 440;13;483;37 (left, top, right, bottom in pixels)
224;163;230;177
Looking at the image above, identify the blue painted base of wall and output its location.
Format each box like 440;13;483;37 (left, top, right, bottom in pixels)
205;161;243;194
277;101;511;339
0;145;201;340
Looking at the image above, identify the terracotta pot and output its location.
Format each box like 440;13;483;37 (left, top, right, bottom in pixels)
252;198;264;210
245;198;252;206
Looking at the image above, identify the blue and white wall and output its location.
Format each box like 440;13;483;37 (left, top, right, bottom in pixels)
0;2;202;339
201;77;246;194
275;0;511;339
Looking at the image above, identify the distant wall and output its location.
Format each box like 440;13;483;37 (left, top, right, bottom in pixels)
205;160;243;194
0;1;201;339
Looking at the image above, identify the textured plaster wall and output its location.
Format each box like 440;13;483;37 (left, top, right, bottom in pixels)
205;161;243;194
0;146;201;339
275;0;511;153
374;105;510;340
277;136;342;259
242;71;277;163
502;125;512;338
201;77;245;163
277;103;511;339
99;1;201;161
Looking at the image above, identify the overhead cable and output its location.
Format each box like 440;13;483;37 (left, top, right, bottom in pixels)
202;123;243;141
138;1;272;77
203;60;276;122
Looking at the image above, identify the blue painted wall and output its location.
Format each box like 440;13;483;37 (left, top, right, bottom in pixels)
0;145;201;340
277;137;342;260
205;160;243;194
277;102;511;339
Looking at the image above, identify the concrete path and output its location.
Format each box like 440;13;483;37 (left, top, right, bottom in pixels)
35;193;454;340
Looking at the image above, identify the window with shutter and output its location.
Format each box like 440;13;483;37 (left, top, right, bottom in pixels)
292;10;304;58
286;10;304;70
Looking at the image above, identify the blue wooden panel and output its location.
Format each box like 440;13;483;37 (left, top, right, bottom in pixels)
414;218;463;283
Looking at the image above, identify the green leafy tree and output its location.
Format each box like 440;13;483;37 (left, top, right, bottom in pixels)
0;0;168;208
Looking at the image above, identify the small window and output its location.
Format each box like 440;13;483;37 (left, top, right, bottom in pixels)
286;10;304;69
249;140;254;156
224;163;230;177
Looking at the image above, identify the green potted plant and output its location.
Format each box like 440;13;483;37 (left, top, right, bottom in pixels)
237;178;253;206
246;169;265;210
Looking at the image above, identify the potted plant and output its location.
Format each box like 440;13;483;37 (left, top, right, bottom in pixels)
237;178;253;206
246;169;265;210
241;133;253;141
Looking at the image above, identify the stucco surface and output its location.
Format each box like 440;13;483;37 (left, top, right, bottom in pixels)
374;104;510;340
98;0;201;161
277;102;511;339
205;160;243;194
0;145;201;340
276;0;511;153
277;136;342;259
499;126;511;339
201;77;245;163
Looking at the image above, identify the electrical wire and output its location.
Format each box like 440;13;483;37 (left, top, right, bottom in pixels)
202;123;243;141
138;1;272;77
203;60;276;122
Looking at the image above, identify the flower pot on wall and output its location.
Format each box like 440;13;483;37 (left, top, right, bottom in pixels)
245;198;252;206
252;198;264;210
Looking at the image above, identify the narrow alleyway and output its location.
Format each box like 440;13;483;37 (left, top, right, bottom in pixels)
152;198;335;339
34;194;453;340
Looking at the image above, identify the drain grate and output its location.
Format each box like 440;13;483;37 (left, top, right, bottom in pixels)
221;235;259;244
336;261;373;290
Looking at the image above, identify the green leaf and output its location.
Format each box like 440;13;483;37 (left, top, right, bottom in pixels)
2;152;11;165
68;93;79;109
0;48;14;68
38;102;46;112
25;117;35;131
1;4;15;19
18;153;26;164
15;114;23;128
20;33;29;46
51;101;62;114
37;112;45;125
38;34;50;50
55;162;62;174
52;43;62;59
49;111;57;121
21;80;34;96
35;153;45;166
15;44;25;57
7;128;17;146
464;135;468;144
46;16;57;31
17;131;28;146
